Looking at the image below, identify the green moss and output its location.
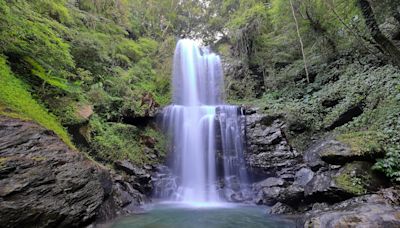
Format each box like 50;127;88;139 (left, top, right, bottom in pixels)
336;131;385;157
0;0;173;170
0;157;8;168
0;56;74;148
32;156;46;162
334;173;367;195
334;161;379;195
319;148;339;157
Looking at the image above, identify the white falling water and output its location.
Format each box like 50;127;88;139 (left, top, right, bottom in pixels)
161;39;247;204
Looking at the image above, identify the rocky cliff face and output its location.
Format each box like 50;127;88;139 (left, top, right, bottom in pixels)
244;108;400;227
245;110;302;179
0;116;151;227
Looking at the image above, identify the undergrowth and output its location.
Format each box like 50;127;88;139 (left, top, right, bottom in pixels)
232;55;400;181
0;56;74;148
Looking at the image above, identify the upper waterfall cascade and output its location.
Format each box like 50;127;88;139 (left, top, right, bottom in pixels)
160;39;248;204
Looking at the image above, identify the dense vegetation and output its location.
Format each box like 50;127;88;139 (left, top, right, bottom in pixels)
0;0;173;164
208;0;400;181
0;0;399;180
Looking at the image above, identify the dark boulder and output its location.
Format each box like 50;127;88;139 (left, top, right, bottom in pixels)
294;168;314;187
268;202;295;215
254;186;282;205
302;188;400;228
114;160;152;195
253;177;286;205
253;177;285;190
303;138;330;171
0;116;108;228
253;178;304;207
304;132;384;167
303;169;353;203
320;132;385;165
303;161;388;203
278;184;305;206
0;116;149;227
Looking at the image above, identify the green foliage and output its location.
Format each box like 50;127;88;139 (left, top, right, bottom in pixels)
31;0;72;24
226;2;268;30
374;146;400;182
70;31;112;76
77;0;131;26
143;127;167;158
89;115;144;164
235;55;400;156
24;57;78;93
372;96;400;181
116;39;144;62
0;0;172;167
89;115;165;165
0;56;73;147
0;0;74;71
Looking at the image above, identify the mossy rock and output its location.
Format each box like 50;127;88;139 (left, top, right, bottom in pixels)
334;161;388;196
0;157;9;168
319;131;385;165
336;131;385;157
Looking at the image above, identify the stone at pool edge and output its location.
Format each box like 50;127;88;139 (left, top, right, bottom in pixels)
267;202;295;215
267;188;400;228
302;188;400;228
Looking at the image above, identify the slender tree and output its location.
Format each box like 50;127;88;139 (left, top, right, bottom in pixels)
304;7;337;54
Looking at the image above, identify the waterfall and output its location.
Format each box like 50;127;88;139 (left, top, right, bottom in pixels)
160;39;248;204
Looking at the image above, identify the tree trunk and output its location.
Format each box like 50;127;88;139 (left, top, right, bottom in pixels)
290;0;310;83
394;11;400;24
305;9;337;54
358;0;400;67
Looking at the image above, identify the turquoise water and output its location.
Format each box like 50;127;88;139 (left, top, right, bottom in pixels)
111;203;296;228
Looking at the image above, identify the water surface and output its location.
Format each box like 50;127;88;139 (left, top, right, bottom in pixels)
111;203;296;228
